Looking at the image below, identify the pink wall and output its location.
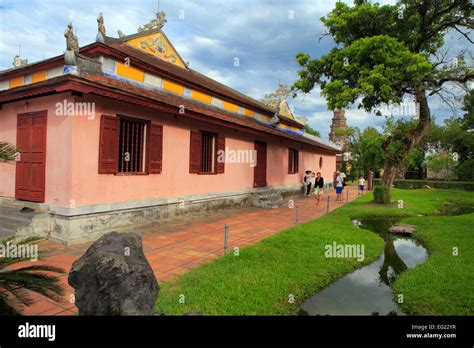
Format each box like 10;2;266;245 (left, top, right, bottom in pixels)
1;94;336;207
0;94;74;206
266;141;335;187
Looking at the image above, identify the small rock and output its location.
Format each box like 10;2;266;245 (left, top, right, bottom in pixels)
68;232;159;316
422;185;432;189
389;224;415;235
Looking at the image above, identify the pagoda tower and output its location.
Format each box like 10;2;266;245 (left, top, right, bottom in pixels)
328;109;349;147
328;109;350;171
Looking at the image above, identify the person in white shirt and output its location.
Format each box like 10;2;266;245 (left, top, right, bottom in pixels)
335;171;344;202
303;170;315;196
358;175;366;194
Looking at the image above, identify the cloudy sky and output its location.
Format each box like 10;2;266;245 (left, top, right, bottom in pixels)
0;0;470;139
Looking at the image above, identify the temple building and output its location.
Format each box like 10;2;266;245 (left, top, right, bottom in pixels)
0;12;339;244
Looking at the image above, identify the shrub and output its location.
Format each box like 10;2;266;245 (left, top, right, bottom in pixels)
373;186;392;204
373;179;474;191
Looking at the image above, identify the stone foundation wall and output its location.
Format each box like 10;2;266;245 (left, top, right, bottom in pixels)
3;185;310;245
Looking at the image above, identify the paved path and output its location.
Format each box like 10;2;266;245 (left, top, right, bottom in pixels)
8;186;364;315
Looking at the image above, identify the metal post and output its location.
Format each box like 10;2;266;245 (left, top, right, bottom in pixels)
224;224;228;255
326;196;330;213
296;206;299;225
346;189;349;203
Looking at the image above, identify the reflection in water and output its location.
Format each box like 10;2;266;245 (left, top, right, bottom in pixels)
300;218;427;316
379;236;407;287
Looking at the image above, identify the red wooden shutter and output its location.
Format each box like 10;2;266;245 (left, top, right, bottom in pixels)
216;135;225;174
148;124;163;174
98;115;118;174
295;150;299;173
189;130;202;173
288;149;292;174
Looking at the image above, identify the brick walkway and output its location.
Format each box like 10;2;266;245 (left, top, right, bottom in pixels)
8;186;363;315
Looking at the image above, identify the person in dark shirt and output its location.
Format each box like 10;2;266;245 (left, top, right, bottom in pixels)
314;172;324;205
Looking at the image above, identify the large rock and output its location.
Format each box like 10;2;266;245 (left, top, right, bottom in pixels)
389;224;415;235
68;232;159;315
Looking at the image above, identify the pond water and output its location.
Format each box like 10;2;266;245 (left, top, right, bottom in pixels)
299;218;427;316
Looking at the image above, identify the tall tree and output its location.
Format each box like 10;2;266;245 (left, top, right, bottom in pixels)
292;0;473;192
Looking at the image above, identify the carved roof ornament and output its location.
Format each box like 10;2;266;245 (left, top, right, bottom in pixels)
96;12;106;43
260;84;292;125
64;22;79;53
260;84;290;110
117;30;126;39
138;11;167;33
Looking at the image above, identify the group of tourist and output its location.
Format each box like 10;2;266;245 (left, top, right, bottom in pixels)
303;170;366;204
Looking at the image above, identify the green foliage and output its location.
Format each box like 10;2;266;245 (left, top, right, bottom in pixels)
461;89;474;130
425;152;457;180
0;142;18;163
405;148;425;171
373;185;392;204
382;117;420;164
339;160;348;174
292;0;473;188
342;126;386;179
0;238;64;315
412;91;474;181
455;159;474;181
303;124;321;138
294;35;432;111
357;127;386;174
373;178;474;191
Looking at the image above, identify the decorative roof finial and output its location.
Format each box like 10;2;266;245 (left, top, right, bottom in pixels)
138;11;167;32
64;22;79;53
96;12;106;43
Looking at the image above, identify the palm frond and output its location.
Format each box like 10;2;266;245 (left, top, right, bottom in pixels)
0;237;67;315
0;270;64;302
0;142;19;162
0;295;20;315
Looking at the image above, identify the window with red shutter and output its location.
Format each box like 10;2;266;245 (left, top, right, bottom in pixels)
189;130;202;173
216;135;225;174
190;131;224;174
148;124;163;174
99;115;119;174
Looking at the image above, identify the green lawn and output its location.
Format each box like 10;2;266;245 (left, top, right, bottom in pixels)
154;189;474;315
393;213;474;315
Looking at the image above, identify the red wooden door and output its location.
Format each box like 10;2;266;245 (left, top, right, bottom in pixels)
254;141;267;188
15;111;47;203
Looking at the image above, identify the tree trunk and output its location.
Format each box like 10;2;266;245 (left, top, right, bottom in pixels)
382;90;431;188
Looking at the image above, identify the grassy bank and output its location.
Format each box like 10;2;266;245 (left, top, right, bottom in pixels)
154;189;474;315
393;213;474;315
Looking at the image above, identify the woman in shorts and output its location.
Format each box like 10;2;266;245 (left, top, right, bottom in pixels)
314;172;324;205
